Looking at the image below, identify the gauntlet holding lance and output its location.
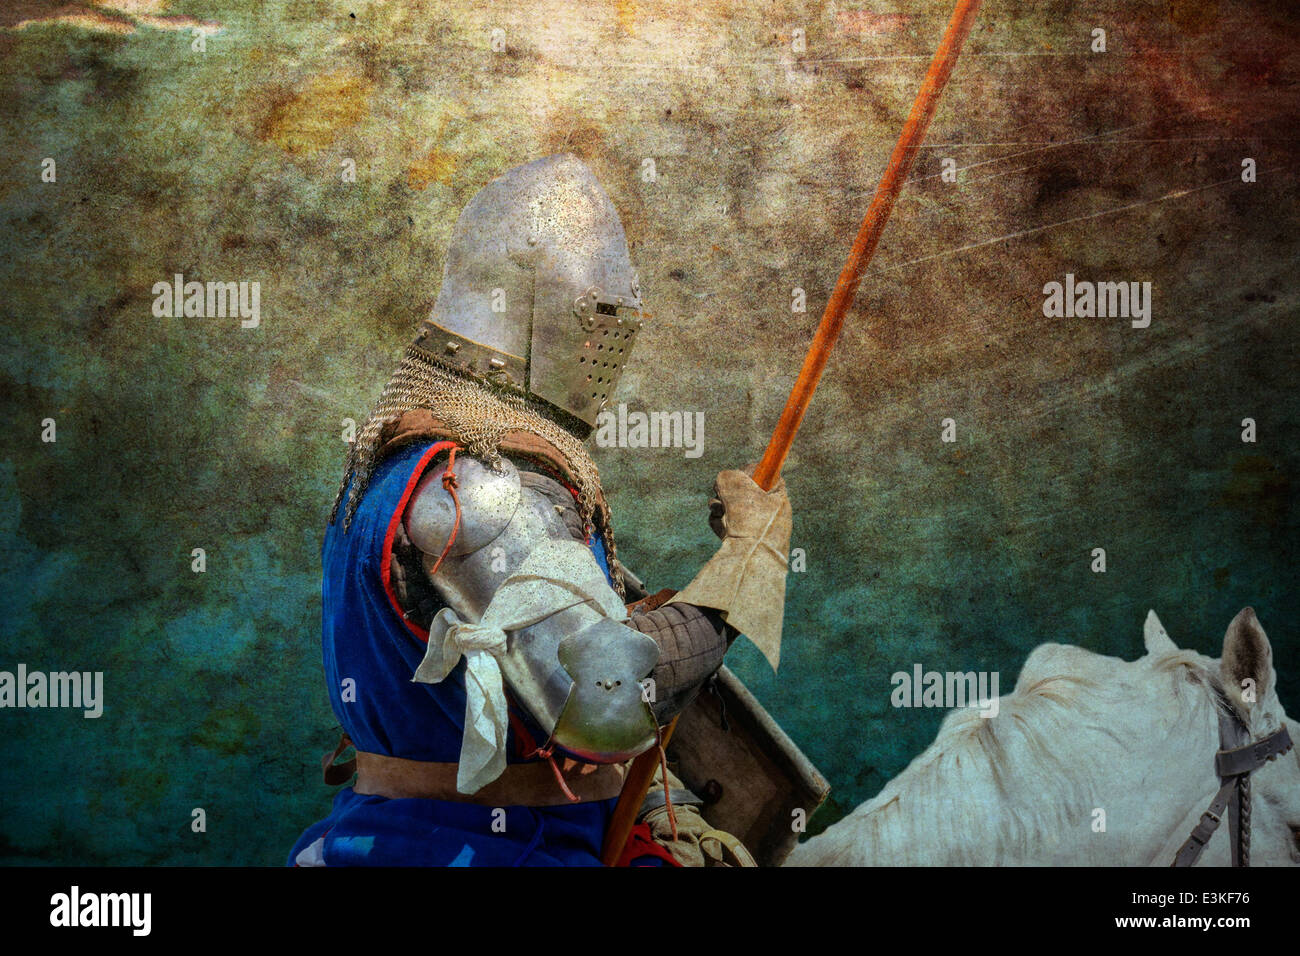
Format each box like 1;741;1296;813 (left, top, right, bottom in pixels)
670;468;794;670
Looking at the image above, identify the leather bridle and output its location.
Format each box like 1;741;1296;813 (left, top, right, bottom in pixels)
1171;686;1294;867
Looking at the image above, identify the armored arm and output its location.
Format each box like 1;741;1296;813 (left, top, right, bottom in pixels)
509;466;733;723
402;453;661;774
401;456;733;742
624;467;795;718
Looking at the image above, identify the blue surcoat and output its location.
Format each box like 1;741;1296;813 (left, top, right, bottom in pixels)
288;441;625;866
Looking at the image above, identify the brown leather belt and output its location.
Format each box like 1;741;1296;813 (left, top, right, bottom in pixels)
352;750;627;806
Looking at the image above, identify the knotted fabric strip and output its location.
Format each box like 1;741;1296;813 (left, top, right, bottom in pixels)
412;538;629;795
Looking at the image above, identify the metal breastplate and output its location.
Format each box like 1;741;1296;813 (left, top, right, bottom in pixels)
405;456;659;763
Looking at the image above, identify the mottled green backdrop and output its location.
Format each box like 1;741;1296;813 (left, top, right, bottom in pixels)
0;0;1296;864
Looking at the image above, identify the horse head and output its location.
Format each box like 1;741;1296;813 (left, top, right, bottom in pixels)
786;607;1298;866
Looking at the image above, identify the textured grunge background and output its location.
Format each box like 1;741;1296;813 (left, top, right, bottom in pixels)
0;0;1296;864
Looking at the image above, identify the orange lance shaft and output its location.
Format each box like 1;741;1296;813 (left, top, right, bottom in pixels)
603;0;985;865
599;718;680;866
753;0;984;492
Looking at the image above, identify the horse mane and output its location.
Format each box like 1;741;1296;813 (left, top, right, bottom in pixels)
798;641;1228;866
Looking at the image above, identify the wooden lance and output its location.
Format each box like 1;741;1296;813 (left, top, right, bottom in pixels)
602;0;985;867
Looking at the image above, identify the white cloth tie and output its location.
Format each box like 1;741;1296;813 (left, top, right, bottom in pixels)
412;538;628;794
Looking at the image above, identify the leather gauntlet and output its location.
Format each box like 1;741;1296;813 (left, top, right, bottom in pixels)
670;469;792;669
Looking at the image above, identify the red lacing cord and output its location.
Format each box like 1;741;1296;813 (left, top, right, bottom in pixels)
426;446;461;578
519;731;580;803
534;741;580;804
507;707;580;803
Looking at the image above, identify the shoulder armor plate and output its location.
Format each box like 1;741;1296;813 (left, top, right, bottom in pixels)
405;456;521;558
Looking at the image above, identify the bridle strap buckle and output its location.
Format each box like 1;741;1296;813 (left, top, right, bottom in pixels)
1215;724;1293;778
1172;705;1292;867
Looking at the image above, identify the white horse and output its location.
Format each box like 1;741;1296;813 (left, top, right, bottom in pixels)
787;607;1300;866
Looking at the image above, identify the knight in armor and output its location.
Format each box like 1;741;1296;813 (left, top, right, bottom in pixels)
288;154;793;867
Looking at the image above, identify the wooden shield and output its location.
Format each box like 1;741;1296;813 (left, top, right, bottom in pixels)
666;665;830;867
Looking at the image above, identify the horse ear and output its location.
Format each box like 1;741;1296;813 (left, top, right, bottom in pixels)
1143;610;1178;656
1221;607;1276;711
